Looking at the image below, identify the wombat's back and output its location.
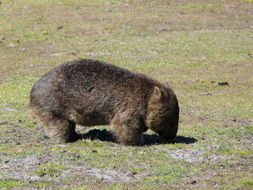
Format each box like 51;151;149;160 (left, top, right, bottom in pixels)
30;59;157;126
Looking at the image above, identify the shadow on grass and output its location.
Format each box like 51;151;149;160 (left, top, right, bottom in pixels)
76;129;197;145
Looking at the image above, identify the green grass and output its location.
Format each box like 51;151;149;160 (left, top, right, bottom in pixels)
34;163;68;178
0;180;25;190
67;186;89;190
240;177;253;187
179;3;221;9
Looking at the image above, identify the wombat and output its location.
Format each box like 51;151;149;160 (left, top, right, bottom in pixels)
30;59;179;145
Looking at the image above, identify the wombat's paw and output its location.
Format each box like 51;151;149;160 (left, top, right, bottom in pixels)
118;135;143;146
50;133;72;144
51;133;80;143
120;141;140;146
51;137;69;144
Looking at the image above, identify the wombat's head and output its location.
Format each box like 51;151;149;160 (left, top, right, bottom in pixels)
146;85;179;140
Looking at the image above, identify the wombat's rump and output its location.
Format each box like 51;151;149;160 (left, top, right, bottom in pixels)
30;59;179;145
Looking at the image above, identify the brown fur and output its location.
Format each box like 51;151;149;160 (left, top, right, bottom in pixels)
30;59;179;145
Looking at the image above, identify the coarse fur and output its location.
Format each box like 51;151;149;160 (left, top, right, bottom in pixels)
30;59;179;145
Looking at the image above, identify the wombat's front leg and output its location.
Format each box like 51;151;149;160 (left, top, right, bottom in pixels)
112;124;142;146
43;117;78;143
111;114;143;146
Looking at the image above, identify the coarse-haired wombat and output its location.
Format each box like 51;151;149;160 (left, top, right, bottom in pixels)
30;59;179;145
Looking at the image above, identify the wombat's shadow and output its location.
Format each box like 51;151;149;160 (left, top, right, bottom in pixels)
77;129;197;145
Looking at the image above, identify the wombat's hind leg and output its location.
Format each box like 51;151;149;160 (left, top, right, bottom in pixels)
43;117;77;143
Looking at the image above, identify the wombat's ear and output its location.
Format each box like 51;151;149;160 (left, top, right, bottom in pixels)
164;82;169;87
153;86;162;101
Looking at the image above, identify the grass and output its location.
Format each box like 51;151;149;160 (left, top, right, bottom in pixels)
0;0;253;189
34;163;68;178
179;3;221;10
0;179;25;190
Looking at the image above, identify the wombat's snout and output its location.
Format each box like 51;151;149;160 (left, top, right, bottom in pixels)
157;123;178;140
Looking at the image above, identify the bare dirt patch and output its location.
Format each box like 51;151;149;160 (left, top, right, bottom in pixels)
156;148;223;163
0;153;149;183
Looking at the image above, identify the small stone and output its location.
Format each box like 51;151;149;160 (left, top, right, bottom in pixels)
190;180;197;184
50;53;60;56
57;26;63;30
76;155;80;158
218;82;229;86
7;43;15;47
28;64;35;68
1;164;10;169
122;25;131;30
92;150;98;153
199;92;212;96
132;171;137;175
44;135;49;139
39;173;45;177
57;144;67;148
0;121;8;125
156;25;168;32
218;164;225;168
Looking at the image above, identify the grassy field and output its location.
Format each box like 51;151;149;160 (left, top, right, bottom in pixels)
0;0;253;189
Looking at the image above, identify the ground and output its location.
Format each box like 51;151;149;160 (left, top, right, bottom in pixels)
0;0;253;189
